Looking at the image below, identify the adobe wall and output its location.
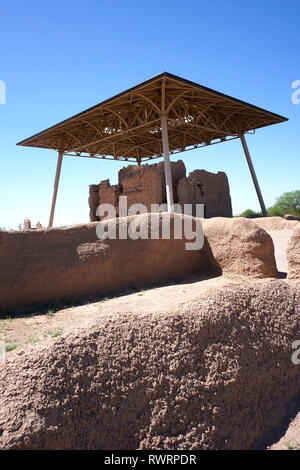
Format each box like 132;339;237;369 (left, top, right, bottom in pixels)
0;214;277;313
89;159;232;220
0;214;208;313
177;169;232;218
1;280;299;450
118;159;185;210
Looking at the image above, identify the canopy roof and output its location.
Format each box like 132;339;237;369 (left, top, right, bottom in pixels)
17;72;288;163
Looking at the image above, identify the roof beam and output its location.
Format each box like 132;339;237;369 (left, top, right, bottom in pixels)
67;119;160;153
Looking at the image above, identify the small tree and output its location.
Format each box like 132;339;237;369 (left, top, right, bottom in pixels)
271;190;300;216
267;206;285;217
240;209;261;217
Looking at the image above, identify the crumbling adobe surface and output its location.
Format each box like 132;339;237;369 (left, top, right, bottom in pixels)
177;169;232;218
89;160;232;220
88;184;101;222
0;215;278;313
0;214;209;313
254;216;299;231
0;280;299;450
98;180;122;215
203;217;278;278
119;160;186;211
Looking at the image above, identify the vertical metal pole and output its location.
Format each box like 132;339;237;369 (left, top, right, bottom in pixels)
161;114;174;212
240;134;268;217
48;150;64;227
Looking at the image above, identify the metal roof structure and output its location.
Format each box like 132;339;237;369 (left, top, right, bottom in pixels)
17;72;288;226
18;72;287;162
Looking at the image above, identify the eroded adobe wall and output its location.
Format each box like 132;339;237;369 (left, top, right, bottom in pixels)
88;185;100;222
89;160;232;220
0;214;277;313
0;214;208;313
177;170;232;218
118;160;186;211
1;280;299;450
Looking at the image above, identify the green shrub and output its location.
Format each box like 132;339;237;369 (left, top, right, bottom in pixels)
240;209;261;217
241;190;300;219
275;190;300;213
267;190;300;217
267;205;285;217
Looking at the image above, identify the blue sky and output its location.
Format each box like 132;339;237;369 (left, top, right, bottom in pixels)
0;0;299;228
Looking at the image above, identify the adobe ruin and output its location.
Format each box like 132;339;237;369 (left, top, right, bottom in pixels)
89;159;232;220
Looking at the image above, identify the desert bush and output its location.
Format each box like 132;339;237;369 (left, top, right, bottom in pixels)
267;205;285;217
271;190;300;217
239;209;261;218
241;190;300;218
240;209;255;217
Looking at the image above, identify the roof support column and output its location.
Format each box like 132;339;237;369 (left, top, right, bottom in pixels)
240;134;268;217
48;149;64;227
161;114;174;212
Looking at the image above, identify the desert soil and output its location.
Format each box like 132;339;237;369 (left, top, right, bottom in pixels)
0;272;245;349
267;230;294;273
268;409;300;450
0;226;298;450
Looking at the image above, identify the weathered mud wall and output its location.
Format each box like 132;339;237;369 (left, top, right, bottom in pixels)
254;216;299;231
177;169;232;218
203;217;277;278
119;160;186;211
0;214;208;312
0;215;277;313
0;280;299;450
88;185;100;222
89;160;232;220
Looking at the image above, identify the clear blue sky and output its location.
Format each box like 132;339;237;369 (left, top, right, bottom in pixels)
0;0;299;228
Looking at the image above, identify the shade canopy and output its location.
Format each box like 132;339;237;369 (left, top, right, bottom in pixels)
17;72;287;163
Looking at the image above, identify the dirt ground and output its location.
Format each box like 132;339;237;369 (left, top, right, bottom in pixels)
0;272;245;350
268;411;300;450
0;226;299;449
267;230;294;274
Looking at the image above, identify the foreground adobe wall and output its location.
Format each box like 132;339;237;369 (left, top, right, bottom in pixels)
89;159;232;220
0;280;299;450
0;214;278;313
0;214;208;312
